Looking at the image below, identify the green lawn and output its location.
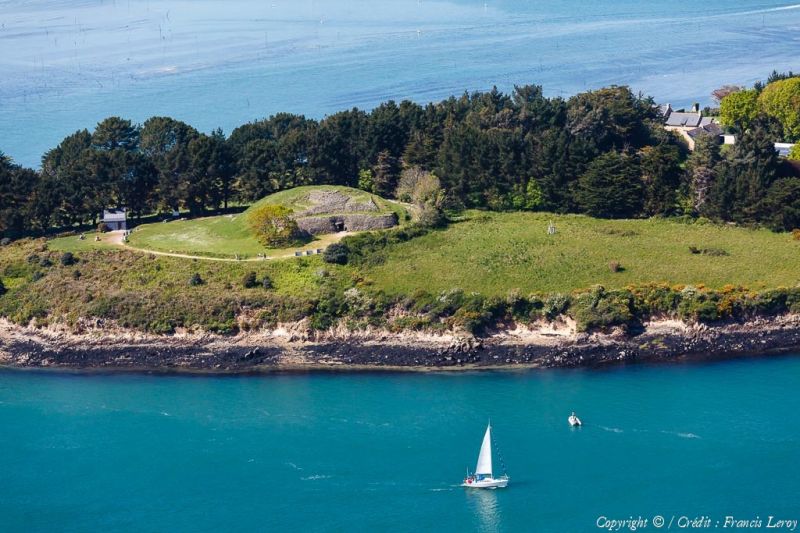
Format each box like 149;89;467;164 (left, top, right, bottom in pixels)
364;211;800;296
127;214;264;258
48;233;124;252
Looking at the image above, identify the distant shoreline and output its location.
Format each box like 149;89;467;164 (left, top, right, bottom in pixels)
2;316;798;375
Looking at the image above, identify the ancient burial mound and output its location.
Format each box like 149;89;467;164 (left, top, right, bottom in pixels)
292;189;399;234
120;186;406;259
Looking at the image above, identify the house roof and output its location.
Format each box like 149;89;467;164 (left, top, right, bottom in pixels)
687;123;723;139
665;112;703;128
102;209;127;222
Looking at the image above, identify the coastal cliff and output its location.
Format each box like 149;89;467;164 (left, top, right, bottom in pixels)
2;315;799;373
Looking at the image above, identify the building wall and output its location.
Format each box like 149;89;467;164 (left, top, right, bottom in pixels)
104;220;127;231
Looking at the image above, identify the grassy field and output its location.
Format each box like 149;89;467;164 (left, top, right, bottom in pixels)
364;211;800;296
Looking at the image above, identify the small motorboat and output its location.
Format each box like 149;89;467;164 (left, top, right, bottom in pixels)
461;423;509;489
568;412;582;427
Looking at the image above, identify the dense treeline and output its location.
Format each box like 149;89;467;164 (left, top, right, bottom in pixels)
2;82;799;239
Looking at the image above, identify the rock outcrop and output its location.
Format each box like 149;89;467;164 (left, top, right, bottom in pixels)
1;315;799;373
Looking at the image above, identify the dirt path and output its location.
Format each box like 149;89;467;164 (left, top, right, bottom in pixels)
104;230;351;262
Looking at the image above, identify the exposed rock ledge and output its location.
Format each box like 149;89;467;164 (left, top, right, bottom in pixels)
1;315;799;374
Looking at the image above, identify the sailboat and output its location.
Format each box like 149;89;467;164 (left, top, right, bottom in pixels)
461;423;509;489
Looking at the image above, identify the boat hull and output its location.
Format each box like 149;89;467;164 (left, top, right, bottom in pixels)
462;477;509;489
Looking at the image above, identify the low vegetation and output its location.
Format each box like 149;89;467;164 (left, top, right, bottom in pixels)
1;209;797;336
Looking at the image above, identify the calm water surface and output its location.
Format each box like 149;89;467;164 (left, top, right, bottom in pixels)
1;356;799;532
2;0;800;166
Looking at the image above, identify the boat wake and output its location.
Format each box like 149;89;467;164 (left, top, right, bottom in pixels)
599;425;624;433
662;431;702;440
301;474;332;481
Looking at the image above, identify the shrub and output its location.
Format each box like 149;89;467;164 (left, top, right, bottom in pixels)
39;257;53;268
241;271;258;288
608;261;622;273
543;294;570;320
418;205;447;228
31;271;44;282
247;204;303;247
60;252;76;266
262;276;273;290
703;247;729;257
97;222;110;233
570;286;634;332
323;243;349;265
689;246;729;256
793;229;800;241
72;270;82;280
0;278;5;296
189;273;204;286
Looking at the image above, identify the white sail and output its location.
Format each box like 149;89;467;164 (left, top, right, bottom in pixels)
475;424;493;476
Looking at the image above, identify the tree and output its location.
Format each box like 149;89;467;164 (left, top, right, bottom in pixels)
40;130;97;225
510;179;543;211
640;144;682;216
566;86;655;153
575;151;643;218
357;169;374;193
719;89;759;131
395;167;448;226
140;117;198;212
788;144;800;161
371;150;401;197
366;100;409;161
0;154;39;237
759;178;800;231
395;167;440;205
685;135;721;215
308;109;367;185
758;77;800;141
246;204;302;247
183;132;234;214
92;117;139;151
710;119;780;222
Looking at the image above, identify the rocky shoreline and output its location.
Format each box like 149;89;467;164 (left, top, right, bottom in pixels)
1;315;799;374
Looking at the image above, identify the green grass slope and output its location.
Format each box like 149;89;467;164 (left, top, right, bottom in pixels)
364;211;800;296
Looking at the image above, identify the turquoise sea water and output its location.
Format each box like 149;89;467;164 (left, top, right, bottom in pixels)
2;0;800;167
2;356;799;532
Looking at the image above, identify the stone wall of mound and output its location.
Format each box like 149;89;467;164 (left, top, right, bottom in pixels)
296;213;398;235
299;190;379;216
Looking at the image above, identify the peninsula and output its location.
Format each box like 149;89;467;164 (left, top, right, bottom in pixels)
1;79;799;372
